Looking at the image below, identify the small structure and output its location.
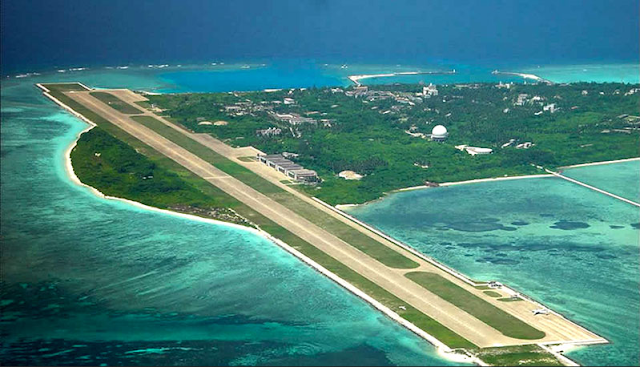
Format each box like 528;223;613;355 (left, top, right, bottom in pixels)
515;142;534;149
257;154;318;183
430;125;448;141
256;127;282;137
338;170;363;180
455;145;493;156
346;85;369;98
422;83;438;98
543;103;558;113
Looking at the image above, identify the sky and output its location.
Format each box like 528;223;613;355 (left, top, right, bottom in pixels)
1;0;638;73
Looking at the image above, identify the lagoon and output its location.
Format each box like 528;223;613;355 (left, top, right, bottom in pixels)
346;173;639;366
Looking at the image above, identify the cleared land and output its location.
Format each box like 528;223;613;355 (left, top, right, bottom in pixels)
41;84;607;358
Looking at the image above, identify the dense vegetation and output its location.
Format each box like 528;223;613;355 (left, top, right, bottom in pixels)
71;127;246;224
148;82;640;204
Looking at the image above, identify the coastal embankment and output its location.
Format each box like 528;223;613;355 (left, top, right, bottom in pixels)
544;167;640;207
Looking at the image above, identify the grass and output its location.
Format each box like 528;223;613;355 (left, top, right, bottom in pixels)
473;345;563;366
498;297;524;302
406;272;546;340
237;156;255;162
43;83;474;349
71;127;227;209
90;91;143;114
484;290;503;298
43;83;90;91
131;115;420;270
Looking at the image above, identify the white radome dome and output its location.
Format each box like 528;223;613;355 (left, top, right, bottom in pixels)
431;125;448;138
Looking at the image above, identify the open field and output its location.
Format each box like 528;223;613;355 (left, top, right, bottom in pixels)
40;84;608;366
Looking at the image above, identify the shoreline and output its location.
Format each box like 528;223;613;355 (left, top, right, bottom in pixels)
348;70;455;86
492;71;554;84
336;174;553;211
38;83;480;365
335;157;640;210
559;157;640;169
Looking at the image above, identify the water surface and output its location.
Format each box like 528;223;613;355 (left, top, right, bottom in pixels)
347;176;639;366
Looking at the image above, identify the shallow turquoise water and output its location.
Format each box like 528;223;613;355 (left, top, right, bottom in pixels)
0;76;458;365
518;63;640;84
562;160;640;203
347;177;639;366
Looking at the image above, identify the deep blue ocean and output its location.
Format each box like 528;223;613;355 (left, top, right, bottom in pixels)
1;0;639;75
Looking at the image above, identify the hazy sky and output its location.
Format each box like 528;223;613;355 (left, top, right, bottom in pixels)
2;0;638;72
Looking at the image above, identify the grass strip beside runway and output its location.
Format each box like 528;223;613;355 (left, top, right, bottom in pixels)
406;272;546;340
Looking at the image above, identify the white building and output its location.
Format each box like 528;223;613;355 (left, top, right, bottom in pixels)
455;145;493;156
543;103;558;113
430;125;448;141
423;83;438;98
338;170;363;180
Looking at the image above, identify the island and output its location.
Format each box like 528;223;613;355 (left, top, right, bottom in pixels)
143;81;639;205
37;80;639;366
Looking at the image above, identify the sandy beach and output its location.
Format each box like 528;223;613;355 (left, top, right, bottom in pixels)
348;70;454;85
398;174;553;192
493;71;554;84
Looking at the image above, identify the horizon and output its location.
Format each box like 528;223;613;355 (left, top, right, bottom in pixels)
2;0;639;75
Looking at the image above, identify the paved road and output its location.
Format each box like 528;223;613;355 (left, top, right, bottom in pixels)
65;89;606;348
